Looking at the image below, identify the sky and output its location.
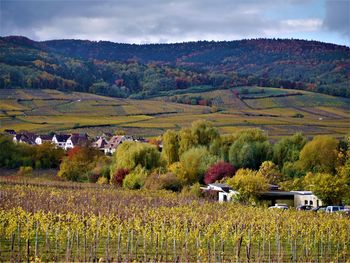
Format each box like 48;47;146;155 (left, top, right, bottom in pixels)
0;0;349;46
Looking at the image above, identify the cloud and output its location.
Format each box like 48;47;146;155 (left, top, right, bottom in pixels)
0;0;348;45
280;19;323;32
323;0;350;37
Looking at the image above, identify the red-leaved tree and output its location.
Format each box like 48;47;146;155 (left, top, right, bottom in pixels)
204;161;236;184
111;168;130;187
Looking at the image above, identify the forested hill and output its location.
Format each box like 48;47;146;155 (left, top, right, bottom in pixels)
1;36;350;98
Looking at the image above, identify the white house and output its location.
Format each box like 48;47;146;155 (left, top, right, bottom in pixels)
104;135;133;155
52;134;70;149
35;134;54;145
291;191;322;208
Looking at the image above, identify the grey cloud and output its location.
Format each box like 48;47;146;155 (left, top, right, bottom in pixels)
0;0;347;44
323;0;350;37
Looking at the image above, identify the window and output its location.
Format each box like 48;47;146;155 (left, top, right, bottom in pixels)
310;200;313;205
304;200;308;205
223;195;227;202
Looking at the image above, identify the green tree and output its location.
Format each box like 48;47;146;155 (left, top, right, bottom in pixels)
226;168;269;204
178;128;196;156
34;142;64;168
229;129;272;169
273;133;306;169
0;135;19;168
111;141;162;174
162;129;179;165
179;146;218;185
190;119;219;147
299;135;338;174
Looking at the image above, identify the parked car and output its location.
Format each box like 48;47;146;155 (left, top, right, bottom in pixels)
269;204;289;210
325;206;346;213
296;205;313;211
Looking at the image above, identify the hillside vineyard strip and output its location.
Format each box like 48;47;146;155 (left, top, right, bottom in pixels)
0;184;349;262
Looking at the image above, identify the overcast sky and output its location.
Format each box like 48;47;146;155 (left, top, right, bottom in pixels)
0;0;349;46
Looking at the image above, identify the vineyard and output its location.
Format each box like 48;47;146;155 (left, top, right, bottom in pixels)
0;183;349;262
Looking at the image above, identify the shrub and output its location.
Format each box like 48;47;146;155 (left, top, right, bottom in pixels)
204;161;235;184
144;172;182;191
97;176;109;185
111;168;130;187
122;167;148;190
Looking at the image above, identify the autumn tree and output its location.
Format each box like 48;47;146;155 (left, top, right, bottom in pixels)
304;172;347;205
58;146;102;181
299;135;338;174
204;161;235;184
257;161;283;185
226;168;269;204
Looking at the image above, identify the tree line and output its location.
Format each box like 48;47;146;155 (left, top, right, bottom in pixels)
1;120;349;205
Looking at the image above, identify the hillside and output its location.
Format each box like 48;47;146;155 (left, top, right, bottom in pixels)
1;36;349;98
1;88;349;138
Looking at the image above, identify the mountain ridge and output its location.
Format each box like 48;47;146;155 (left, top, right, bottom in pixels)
1;35;349;98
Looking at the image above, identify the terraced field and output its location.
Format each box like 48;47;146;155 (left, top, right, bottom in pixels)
0;88;349;137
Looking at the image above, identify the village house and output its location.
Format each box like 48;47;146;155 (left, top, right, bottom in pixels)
65;133;89;150
104;135;134;155
13;131;37;145
35;134;54;145
52;134;70;149
92;136;108;152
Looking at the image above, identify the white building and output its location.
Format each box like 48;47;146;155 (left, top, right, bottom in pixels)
291;191;322;208
52;134;70;149
201;183;239;202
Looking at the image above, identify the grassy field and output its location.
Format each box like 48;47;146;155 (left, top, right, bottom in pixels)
0;88;349;137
